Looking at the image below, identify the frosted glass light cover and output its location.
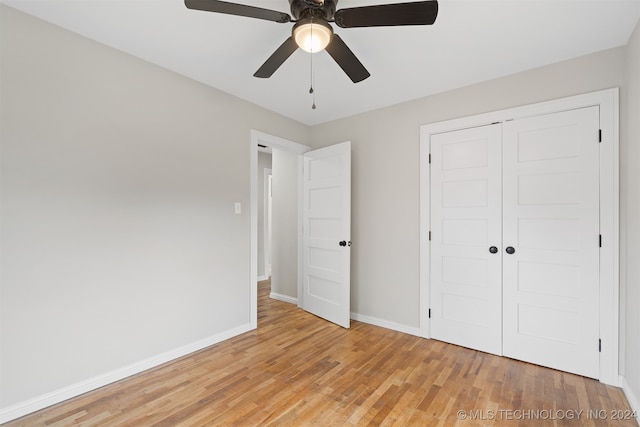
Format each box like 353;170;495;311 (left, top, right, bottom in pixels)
294;22;332;53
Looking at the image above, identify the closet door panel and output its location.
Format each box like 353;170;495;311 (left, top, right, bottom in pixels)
502;106;600;378
430;124;503;355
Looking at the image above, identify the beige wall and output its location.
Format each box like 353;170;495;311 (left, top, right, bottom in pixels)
271;148;300;299
310;47;627;328
0;5;309;410
623;18;640;407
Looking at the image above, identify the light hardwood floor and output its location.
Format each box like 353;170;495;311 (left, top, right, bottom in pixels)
4;280;636;426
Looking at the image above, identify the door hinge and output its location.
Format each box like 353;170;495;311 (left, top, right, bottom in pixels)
599;129;602;143
599;338;602;352
599;234;602;248
428;308;431;319
429;231;431;241
428;153;431;164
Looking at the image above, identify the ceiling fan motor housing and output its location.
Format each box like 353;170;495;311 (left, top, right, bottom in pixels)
289;0;337;20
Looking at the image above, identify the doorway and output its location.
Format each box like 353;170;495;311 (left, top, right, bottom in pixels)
250;130;310;328
257;147;272;282
250;131;353;330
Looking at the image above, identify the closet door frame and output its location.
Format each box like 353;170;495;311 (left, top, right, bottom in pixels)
419;88;619;385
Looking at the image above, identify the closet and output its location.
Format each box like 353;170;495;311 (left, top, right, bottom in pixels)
429;106;600;379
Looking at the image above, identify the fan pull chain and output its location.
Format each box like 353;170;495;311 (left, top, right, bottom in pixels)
310;55;316;110
309;17;316;110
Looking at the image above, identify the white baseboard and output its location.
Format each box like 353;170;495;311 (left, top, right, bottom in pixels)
350;312;423;337
0;323;254;424
620;375;640;426
257;275;269;281
269;292;298;305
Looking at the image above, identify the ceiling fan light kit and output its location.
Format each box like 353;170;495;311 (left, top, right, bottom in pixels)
293;19;333;53
185;0;438;82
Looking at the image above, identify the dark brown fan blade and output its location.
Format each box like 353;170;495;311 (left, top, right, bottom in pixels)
334;0;438;28
254;37;299;78
324;35;370;83
185;0;291;23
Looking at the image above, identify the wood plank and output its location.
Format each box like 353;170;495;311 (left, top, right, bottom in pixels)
3;280;636;426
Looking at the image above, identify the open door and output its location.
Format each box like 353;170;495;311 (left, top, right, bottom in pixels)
302;141;351;328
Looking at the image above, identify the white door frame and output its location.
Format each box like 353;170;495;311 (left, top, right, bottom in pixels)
250;130;310;328
419;88;619;385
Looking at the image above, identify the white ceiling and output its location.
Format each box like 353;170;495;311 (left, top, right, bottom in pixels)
3;0;640;125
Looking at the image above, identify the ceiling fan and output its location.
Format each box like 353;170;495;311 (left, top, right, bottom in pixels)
185;0;439;83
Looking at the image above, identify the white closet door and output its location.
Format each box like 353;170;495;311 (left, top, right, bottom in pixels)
502;106;600;378
430;124;503;355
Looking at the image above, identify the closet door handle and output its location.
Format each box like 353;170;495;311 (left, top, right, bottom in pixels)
489;246;498;254
506;246;516;254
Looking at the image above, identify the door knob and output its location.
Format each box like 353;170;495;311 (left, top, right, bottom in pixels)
506;246;516;254
339;240;347;247
489;246;498;254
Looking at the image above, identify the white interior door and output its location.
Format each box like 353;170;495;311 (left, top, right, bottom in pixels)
430;124;503;355
302;141;351;328
502;106;600;378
